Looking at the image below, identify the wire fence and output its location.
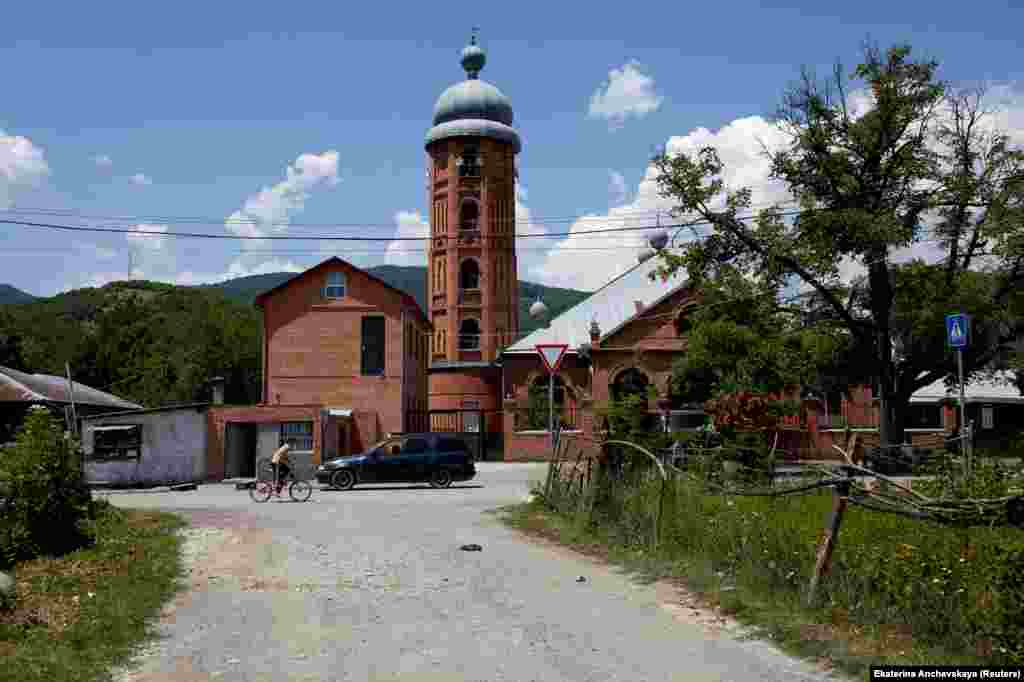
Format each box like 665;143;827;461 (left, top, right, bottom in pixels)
535;426;1024;605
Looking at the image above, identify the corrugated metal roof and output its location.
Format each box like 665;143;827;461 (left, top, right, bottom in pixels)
909;371;1024;404
505;257;687;353
0;366;143;410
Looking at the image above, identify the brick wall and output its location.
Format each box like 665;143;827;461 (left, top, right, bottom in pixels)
503;431;595;462
258;259;428;439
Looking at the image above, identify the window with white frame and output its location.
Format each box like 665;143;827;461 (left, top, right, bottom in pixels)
280;422;314;452
323;271;346;299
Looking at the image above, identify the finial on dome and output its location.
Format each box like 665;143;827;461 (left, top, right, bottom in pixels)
461;28;486;79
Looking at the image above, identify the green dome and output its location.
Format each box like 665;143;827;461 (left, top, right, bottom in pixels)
426;32;521;153
432;79;514;127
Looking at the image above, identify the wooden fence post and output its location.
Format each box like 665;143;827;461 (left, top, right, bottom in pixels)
806;479;850;607
654;476;669;552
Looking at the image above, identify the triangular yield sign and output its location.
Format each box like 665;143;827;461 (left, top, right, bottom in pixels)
536;344;568;374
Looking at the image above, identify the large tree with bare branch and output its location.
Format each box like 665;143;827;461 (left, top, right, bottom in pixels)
652;43;1024;449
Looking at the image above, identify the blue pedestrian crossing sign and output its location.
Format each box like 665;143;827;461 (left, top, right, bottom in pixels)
946;313;970;349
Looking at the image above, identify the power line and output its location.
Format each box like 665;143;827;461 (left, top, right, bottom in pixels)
0;200;805;231
0;208;964;243
0;215;727;241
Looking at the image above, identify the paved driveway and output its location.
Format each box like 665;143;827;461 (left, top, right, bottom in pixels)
102;463;835;682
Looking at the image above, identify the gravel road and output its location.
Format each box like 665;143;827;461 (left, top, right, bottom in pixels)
101;463;838;682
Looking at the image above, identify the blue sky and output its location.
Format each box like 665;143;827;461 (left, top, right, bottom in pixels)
2;0;1023;295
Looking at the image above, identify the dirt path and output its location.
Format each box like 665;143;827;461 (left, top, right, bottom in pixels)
103;465;838;681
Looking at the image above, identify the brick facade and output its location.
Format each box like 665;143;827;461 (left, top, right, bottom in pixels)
256;257;429;437
195;258;433;481
500;287;698;461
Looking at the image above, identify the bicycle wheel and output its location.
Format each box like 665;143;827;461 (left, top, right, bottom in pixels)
289;479;312;502
249;480;273;503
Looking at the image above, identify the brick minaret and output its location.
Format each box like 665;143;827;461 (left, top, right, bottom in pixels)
425;31;522;429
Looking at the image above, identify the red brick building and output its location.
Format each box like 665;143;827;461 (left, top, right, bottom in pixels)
499;258;699;460
205;257;430;479
424;33;521;441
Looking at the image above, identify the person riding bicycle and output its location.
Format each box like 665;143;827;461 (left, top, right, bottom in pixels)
271;442;291;496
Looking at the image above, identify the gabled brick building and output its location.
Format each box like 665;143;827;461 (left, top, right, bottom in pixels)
499;258;699;460
205;257;430;480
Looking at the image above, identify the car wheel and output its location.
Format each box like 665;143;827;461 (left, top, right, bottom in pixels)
430;469;453;489
331;469;356;491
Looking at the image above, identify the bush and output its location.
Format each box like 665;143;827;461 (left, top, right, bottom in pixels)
0;407;96;570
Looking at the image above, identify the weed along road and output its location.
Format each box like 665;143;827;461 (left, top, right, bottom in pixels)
101;463;834;682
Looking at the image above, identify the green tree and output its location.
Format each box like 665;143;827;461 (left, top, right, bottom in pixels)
653;43;1024;449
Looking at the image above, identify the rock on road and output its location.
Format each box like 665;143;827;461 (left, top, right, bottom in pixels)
102;463;837;682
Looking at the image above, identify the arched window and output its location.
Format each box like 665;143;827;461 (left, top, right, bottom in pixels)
460;200;479;232
458;144;480;177
459;318;481;350
323;271;346;299
526;375;566;430
674;307;695;336
611;368;650;405
460;259;480;290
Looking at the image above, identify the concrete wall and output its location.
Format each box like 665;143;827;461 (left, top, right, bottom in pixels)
207;405;324;481
83;407;208;486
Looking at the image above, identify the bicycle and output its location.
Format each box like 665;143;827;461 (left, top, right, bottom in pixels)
249;461;312;503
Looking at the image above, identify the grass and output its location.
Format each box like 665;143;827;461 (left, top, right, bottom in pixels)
499;467;1024;680
0;502;185;682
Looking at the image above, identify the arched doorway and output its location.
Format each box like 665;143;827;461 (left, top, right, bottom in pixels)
608;367;655;435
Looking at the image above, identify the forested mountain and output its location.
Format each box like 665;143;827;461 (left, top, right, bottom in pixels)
195;265;590;336
0;269;590;408
0;285;35;305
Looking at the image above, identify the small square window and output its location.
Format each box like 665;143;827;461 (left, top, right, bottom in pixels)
324;271;346;299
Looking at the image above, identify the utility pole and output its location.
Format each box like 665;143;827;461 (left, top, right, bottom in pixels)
65;362;78;438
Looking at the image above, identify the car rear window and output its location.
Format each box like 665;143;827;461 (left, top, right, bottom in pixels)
436;437;467;453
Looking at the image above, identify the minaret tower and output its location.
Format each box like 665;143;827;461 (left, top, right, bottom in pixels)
425;31;521;425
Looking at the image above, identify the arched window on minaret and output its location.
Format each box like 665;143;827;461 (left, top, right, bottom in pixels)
459;258;480;291
458;143;480;178
460;199;479;232
459;318;481;350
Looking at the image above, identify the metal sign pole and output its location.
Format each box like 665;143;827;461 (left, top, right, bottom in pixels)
550;369;558;452
957;348;968;474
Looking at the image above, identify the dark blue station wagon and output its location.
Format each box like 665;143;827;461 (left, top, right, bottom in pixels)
315;433;477;490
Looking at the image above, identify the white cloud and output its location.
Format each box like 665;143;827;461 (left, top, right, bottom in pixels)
123;223;173;278
0;130;50;208
588;61;663;130
93;154;113;169
529;116;791;290
128;173;153;186
226;150;341;250
77;258;307;291
173;259;306;286
385;210;429;267
609;170;628;205
125;223;168;252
